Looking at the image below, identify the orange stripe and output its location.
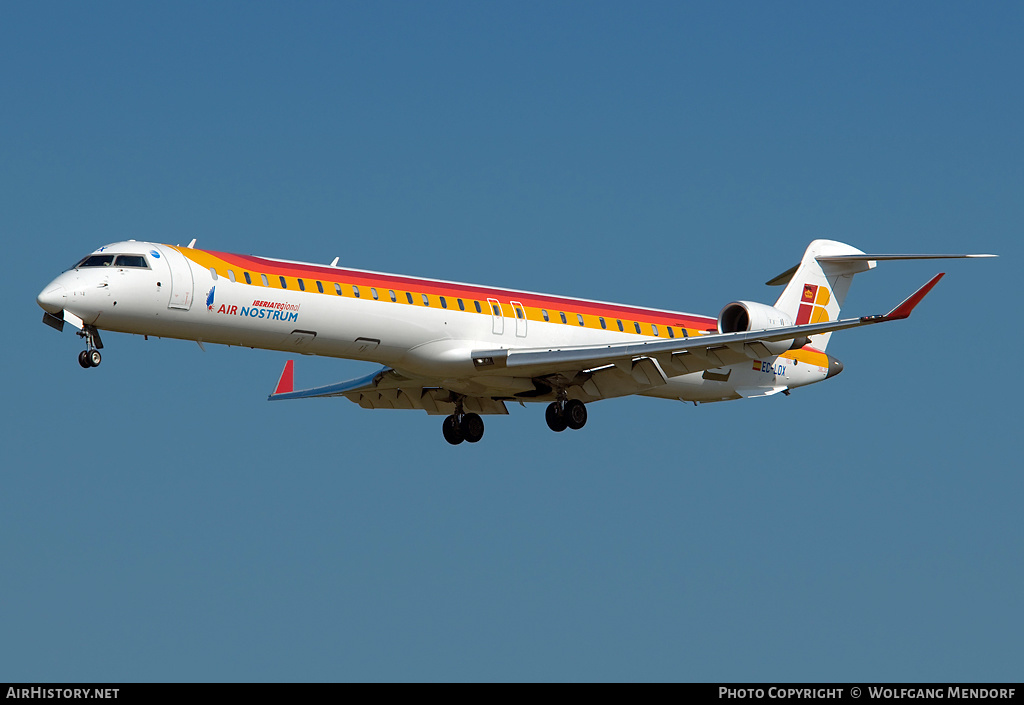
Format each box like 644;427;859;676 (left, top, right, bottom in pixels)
179;246;718;330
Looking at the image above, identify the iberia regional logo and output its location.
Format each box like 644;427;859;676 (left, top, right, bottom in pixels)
206;286;215;310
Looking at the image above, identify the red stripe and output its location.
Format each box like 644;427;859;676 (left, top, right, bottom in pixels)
201;249;718;329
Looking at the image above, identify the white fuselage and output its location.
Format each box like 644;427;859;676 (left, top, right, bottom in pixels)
37;241;833;405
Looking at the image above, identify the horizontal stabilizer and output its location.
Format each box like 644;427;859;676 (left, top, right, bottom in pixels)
767;250;996;286
816;253;997;262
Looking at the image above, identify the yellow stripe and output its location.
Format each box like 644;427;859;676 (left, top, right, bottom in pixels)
178;246;716;339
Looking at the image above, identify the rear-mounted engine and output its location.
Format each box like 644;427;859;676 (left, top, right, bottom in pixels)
718;301;800;355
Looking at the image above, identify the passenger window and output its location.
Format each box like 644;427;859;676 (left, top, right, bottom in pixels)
228;270;236;283
261;274;269;286
371;288;378;300
516;307;524;319
440;296;447;309
406;292;414;304
542;309;549;322
316;281;324;293
599;317;606;329
334;283;342;295
352;286;360;298
298;279;305;291
244;272;252;285
280;276;287;289
560;312;567;324
668;327;675;339
423;294;430;306
577;313;584;326
389;290;397;302
210;268;218;280
652;324;659;336
492;303;501;316
634;322;642;334
474;301;482;313
617;319;624;332
458;298;465;311
114;255;147;268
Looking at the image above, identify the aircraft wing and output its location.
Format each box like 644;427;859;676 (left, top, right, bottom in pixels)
268;360;508;415
470;273;945;379
268;274;942;410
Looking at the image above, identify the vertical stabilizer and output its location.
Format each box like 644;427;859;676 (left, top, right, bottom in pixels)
772;240;874;351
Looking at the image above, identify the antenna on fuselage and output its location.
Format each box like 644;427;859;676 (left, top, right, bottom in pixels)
330;257;339;267
186;238;197;248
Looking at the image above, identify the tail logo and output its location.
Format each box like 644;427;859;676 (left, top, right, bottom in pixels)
796;283;831;324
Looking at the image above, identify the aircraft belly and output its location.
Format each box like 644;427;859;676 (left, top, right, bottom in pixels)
640;355;828;403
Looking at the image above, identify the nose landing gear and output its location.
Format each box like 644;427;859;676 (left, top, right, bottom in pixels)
76;326;104;368
78;349;102;368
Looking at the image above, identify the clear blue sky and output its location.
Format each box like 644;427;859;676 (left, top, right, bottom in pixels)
3;1;1020;682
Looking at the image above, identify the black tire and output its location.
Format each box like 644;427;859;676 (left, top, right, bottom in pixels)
565;399;587;430
461;413;485;443
87;350;102;367
442;415;464;445
78;351;91;368
545;402;567;432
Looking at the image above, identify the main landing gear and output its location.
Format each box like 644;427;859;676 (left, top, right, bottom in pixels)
545;399;587;433
442;403;485;446
76;326;103;368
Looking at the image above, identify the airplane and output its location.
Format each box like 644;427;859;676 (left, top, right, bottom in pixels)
36;238;994;444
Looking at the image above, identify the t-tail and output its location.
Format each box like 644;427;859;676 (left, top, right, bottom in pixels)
767;239;996;351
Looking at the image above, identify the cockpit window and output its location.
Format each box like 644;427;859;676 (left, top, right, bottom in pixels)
114;255;148;268
76;254;115;268
74;253;149;269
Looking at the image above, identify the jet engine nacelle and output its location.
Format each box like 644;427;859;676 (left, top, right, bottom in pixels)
718;301;798;355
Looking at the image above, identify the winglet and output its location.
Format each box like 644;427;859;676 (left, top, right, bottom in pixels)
272;360;295;397
882;273;945;320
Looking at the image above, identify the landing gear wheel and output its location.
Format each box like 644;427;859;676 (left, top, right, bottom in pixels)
564;399;587;430
460;413;485;443
545;402;568;432
78;350;91;368
442;414;465;445
87;350;102;367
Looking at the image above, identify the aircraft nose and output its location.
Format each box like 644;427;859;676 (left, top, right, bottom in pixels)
37;284;66;314
826;354;844;379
